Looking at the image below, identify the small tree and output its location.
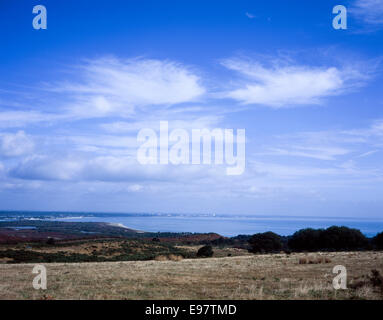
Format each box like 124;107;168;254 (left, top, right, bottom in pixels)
320;226;368;250
288;228;323;251
373;232;383;250
197;245;213;257
288;226;368;251
248;232;282;253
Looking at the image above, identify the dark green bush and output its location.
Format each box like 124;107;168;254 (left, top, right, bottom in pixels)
373;232;383;250
320;226;368;250
248;232;282;253
288;228;323;251
288;226;368;251
197;245;213;257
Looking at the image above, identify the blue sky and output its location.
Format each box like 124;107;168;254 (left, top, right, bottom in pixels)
0;0;383;217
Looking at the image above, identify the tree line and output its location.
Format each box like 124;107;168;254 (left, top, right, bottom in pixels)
247;226;383;253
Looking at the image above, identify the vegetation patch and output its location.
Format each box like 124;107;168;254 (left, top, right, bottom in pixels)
0;239;194;263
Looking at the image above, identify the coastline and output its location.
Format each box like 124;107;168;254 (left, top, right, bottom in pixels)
106;222;146;233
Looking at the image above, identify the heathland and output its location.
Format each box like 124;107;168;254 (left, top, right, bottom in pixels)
1;251;382;300
0;220;383;300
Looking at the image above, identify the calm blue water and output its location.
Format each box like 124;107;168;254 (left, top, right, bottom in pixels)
1;211;383;237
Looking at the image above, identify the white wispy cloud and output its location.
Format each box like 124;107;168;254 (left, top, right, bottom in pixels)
342;119;383;140
9;155;221;183
221;58;369;108
351;0;383;28
369;119;383;136
10;156;84;181
257;119;383;164
249;160;381;179
51;57;206;117
0;111;65;128
0;131;34;157
1;54;382;208
264;146;351;161
250;161;343;178
356;150;379;158
0;162;5;178
100;116;222;134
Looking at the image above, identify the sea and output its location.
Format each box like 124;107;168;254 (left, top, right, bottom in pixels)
1;211;383;237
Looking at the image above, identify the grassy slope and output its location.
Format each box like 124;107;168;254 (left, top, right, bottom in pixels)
1;251;382;300
0;239;195;263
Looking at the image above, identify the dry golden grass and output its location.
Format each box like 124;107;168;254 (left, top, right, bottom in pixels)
176;245;251;258
154;255;168;261
168;254;184;261
0;251;382;300
154;254;184;261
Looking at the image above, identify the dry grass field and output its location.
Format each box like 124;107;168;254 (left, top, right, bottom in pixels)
0;251;382;300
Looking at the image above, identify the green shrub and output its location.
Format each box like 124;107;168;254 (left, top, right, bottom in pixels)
197;245;213;257
373;232;383;250
288;226;368;251
288;228;323;251
248;232;282;253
